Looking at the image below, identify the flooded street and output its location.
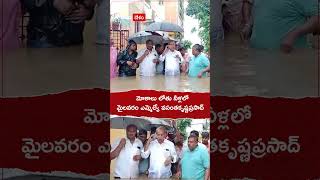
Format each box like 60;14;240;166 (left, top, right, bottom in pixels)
1;44;108;97
111;74;210;93
0;18;108;98
212;34;319;98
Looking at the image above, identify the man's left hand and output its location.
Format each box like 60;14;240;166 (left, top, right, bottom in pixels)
197;72;203;78
133;155;141;161
66;4;91;24
281;32;296;53
164;156;172;166
131;62;138;69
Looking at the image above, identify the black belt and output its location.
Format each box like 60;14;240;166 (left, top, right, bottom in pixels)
114;177;121;179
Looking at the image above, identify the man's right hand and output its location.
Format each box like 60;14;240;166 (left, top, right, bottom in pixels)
163;47;169;54
144;50;150;56
127;61;133;66
175;171;181;178
119;138;126;148
147;134;155;143
281;31;297;53
240;23;252;42
65;4;92;24
53;0;75;15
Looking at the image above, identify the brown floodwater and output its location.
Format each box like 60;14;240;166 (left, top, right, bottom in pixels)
1;44;108;97
0;18;108;98
111;74;210;93
212;34;319;98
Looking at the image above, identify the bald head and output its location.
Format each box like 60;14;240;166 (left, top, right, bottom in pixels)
156;126;167;144
156;126;167;133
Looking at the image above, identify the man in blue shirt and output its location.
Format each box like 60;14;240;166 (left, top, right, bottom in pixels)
178;135;210;180
188;44;210;78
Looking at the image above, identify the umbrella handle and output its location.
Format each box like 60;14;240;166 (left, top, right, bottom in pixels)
122;117;125;129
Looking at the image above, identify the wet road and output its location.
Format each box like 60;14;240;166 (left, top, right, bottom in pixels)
212;34;319;98
111;74;210;93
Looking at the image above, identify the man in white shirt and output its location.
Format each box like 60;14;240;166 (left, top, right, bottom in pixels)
142;126;177;178
136;40;159;76
110;124;143;179
159;40;184;76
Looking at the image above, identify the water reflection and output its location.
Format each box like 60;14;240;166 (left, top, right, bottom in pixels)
3;45;108;97
212;34;318;98
111;75;210;93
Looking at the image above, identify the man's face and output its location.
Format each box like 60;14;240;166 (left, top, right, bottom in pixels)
127;126;137;140
138;133;147;143
146;41;154;50
156;45;164;54
192;47;198;56
175;134;184;145
188;137;198;151
190;132;198;137
156;129;167;144
202;136;209;145
168;133;176;142
130;44;137;51
168;42;176;51
179;49;186;56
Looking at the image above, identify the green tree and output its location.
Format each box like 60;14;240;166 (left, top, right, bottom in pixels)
202;119;209;131
186;0;210;52
191;27;197;33
177;119;192;140
181;40;192;50
174;32;183;40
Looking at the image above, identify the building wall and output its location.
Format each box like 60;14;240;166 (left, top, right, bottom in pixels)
110;1;129;18
164;1;178;24
111;0;184;43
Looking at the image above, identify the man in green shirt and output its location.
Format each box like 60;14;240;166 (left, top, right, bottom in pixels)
177;135;210;180
241;0;319;53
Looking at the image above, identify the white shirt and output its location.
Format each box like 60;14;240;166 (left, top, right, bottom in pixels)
159;49;183;76
137;48;158;76
111;138;144;178
141;139;177;178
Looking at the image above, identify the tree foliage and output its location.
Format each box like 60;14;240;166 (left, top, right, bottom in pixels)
186;0;210;52
202;119;209;131
181;39;192;50
177;119;192;139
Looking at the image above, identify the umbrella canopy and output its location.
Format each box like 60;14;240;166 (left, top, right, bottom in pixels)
111;116;173;132
145;22;184;32
128;31;163;44
162;35;178;44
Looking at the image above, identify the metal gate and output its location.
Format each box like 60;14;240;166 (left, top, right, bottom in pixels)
110;30;129;53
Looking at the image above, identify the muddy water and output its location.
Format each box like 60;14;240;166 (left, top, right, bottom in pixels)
111;74;210;93
1;16;109;98
2;44;108;97
212;34;319;98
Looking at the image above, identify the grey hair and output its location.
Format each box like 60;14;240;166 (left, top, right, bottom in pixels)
192;44;203;52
